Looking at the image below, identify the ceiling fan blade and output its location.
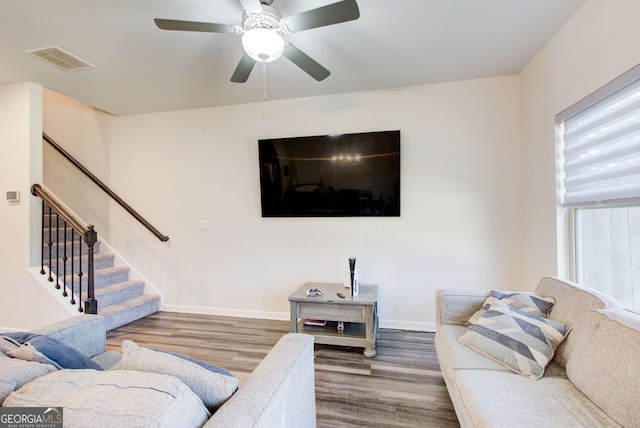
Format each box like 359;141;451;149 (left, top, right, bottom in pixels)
154;18;239;34
237;0;263;14
283;43;330;81
283;0;360;33
230;53;256;83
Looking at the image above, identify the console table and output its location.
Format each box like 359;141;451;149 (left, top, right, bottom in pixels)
288;282;379;357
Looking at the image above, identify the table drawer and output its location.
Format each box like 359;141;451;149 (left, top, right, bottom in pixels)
298;302;366;322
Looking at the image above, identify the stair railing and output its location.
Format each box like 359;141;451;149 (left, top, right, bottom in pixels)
31;184;98;314
43;133;169;242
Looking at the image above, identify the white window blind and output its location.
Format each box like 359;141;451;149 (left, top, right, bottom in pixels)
557;64;640;208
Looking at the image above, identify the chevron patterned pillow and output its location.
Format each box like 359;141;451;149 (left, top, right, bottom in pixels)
459;299;571;379
465;291;555;326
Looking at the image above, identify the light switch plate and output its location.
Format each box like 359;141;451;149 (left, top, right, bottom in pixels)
197;220;213;231
6;191;19;202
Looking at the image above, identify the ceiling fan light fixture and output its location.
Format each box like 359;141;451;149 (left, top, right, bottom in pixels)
242;28;284;62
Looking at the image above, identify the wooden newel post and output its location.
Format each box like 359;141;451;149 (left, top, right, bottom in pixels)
84;225;98;314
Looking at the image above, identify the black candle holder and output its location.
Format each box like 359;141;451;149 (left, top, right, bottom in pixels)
349;257;356;296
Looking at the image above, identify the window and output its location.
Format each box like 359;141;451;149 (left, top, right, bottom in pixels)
573;206;640;309
557;63;640;311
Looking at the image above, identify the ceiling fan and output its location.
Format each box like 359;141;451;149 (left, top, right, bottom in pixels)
154;0;360;83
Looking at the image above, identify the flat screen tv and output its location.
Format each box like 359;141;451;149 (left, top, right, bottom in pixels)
258;130;400;217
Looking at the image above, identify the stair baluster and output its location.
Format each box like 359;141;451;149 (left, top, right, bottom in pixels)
39;200;45;276
54;212;61;290
46;206;53;283
70;228;76;306
77;239;84;313
62;222;68;298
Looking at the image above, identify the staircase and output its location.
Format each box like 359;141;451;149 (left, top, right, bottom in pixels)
43;215;160;331
35;135;168;329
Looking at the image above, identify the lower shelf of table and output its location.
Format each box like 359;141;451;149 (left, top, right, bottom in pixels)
295;320;376;349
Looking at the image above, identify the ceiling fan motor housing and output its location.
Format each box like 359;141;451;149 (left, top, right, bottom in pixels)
242;6;285;33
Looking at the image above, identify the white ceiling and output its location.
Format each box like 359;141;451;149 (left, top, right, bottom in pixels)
0;0;584;116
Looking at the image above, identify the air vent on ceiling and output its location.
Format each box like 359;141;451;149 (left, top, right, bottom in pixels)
25;46;94;72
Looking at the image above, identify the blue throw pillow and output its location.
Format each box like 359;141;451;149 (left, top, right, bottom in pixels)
4;334;102;371
153;349;235;377
1;331;37;343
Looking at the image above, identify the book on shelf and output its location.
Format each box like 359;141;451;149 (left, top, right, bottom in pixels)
303;319;327;327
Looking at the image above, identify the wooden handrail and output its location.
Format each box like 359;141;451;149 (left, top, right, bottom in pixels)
31;184;89;237
43;133;169;242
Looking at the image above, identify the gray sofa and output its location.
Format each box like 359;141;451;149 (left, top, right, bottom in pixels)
1;315;316;428
435;276;640;428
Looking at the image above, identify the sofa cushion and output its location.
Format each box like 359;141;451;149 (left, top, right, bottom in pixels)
121;340;238;411
535;277;623;367
459;299;571;379
437;325;511;372
31;315;106;358
566;309;640;428
466;291;555;326
453;370;620;427
0;357;55;402
436;289;491;327
6;335;103;371
2;369;210;428
91;350;123;370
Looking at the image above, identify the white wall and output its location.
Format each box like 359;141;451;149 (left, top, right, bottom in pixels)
44;75;523;330
26;0;640;331
0;83;65;330
520;0;640;286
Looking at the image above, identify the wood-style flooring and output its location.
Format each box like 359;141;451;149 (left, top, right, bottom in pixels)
106;312;460;428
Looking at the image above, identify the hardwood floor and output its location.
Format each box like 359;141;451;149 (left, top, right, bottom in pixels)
106;312;460;428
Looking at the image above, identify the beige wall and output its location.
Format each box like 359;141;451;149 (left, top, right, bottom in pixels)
0;82;64;330
44;76;523;330
520;0;640;286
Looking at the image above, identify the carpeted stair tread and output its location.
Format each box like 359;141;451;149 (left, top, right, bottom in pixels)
59;265;131;290
93;266;131;288
99;295;161;331
43;227;85;241
95;280;145;308
47;252;115;272
43;241;102;258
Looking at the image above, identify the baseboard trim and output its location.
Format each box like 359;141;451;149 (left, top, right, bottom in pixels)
162;304;435;332
380;319;435;332
162;304;290;321
27;266;81;318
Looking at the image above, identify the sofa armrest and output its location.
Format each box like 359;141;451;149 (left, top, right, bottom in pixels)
436;289;490;327
31;315;106;358
205;333;316;428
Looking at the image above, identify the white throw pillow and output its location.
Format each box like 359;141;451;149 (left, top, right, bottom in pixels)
3;369;210;428
121;340;238;411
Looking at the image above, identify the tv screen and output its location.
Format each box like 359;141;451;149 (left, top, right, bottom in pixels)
258;130;400;217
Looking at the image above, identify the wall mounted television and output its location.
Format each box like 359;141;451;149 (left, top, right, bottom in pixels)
258;130;400;217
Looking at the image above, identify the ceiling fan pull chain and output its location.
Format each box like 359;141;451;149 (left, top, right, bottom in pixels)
262;61;267;117
263;61;267;101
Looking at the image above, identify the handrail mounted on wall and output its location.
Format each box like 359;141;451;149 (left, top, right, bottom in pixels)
43;133;169;242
